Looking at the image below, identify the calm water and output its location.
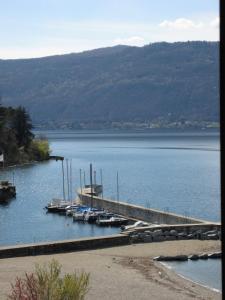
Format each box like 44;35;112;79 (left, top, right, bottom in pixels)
0;130;220;246
164;259;222;292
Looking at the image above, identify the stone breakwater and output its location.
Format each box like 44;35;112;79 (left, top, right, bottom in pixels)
128;227;221;244
153;251;221;261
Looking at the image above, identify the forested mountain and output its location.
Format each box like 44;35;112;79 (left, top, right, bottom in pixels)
0;42;219;128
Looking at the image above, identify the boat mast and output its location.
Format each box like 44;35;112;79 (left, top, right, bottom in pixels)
117;171;119;214
83;170;86;187
79;168;83;200
61;159;66;201
116;171;119;201
70;159;72;203
66;158;70;201
94;170;96;186
100;168;103;199
90;163;93;208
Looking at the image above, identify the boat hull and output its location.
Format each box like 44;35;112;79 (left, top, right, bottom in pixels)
97;219;128;226
0;184;16;203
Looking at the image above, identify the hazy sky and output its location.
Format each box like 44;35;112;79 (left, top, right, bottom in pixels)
0;0;219;59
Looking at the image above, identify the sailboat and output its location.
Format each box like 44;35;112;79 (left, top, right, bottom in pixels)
46;157;76;213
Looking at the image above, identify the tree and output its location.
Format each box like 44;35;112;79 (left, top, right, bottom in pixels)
12;106;34;148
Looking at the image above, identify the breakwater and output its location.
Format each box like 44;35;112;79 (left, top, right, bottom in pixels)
78;190;206;224
0;223;220;259
128;223;221;243
0;234;129;259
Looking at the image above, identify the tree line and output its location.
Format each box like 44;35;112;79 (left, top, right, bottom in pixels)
0;102;50;165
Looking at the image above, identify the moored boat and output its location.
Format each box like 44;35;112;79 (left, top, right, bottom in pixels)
96;213;128;226
45;199;73;213
0;180;16;202
72;205;90;221
121;220;149;231
65;204;80;216
84;209;105;223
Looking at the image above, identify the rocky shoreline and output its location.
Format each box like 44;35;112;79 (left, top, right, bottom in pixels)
129;227;221;243
154;251;221;262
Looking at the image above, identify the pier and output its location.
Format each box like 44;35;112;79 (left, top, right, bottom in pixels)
77;187;207;225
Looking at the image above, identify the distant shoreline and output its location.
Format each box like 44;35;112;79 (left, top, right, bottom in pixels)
33;122;220;132
33;127;220;134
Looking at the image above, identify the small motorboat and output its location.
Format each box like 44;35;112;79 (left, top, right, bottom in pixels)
121;220;149;231
84;209;105;223
46;199;72;213
65;204;80;216
96;213;128;226
72;206;90;221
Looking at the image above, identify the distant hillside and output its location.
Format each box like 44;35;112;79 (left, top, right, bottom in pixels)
0;42;219;128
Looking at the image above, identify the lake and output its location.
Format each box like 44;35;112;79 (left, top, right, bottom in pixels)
164;259;222;292
0;130;220;246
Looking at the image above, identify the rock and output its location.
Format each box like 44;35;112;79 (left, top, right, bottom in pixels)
153;255;188;261
199;253;208;259
153;256;162;261
188;254;199;260
138;232;146;239
187;233;194;239
200;233;208;240
208;252;221;258
173;255;188;261
130;234;139;243
169;230;178;236
152;229;163;237
177;232;187;239
143;236;153;243
153;256;173;261
163;230;170;236
191;229;202;237
207;233;218;240
204;230;218;235
153;236;164;242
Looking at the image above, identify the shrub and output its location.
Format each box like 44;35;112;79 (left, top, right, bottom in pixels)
29;138;50;161
7;259;90;300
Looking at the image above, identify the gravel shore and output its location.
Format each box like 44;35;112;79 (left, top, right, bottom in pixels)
0;240;221;299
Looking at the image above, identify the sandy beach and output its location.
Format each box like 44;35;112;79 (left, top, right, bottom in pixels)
0;240;221;300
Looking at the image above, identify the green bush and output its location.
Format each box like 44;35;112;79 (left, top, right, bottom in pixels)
7;259;90;300
30;139;50;161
